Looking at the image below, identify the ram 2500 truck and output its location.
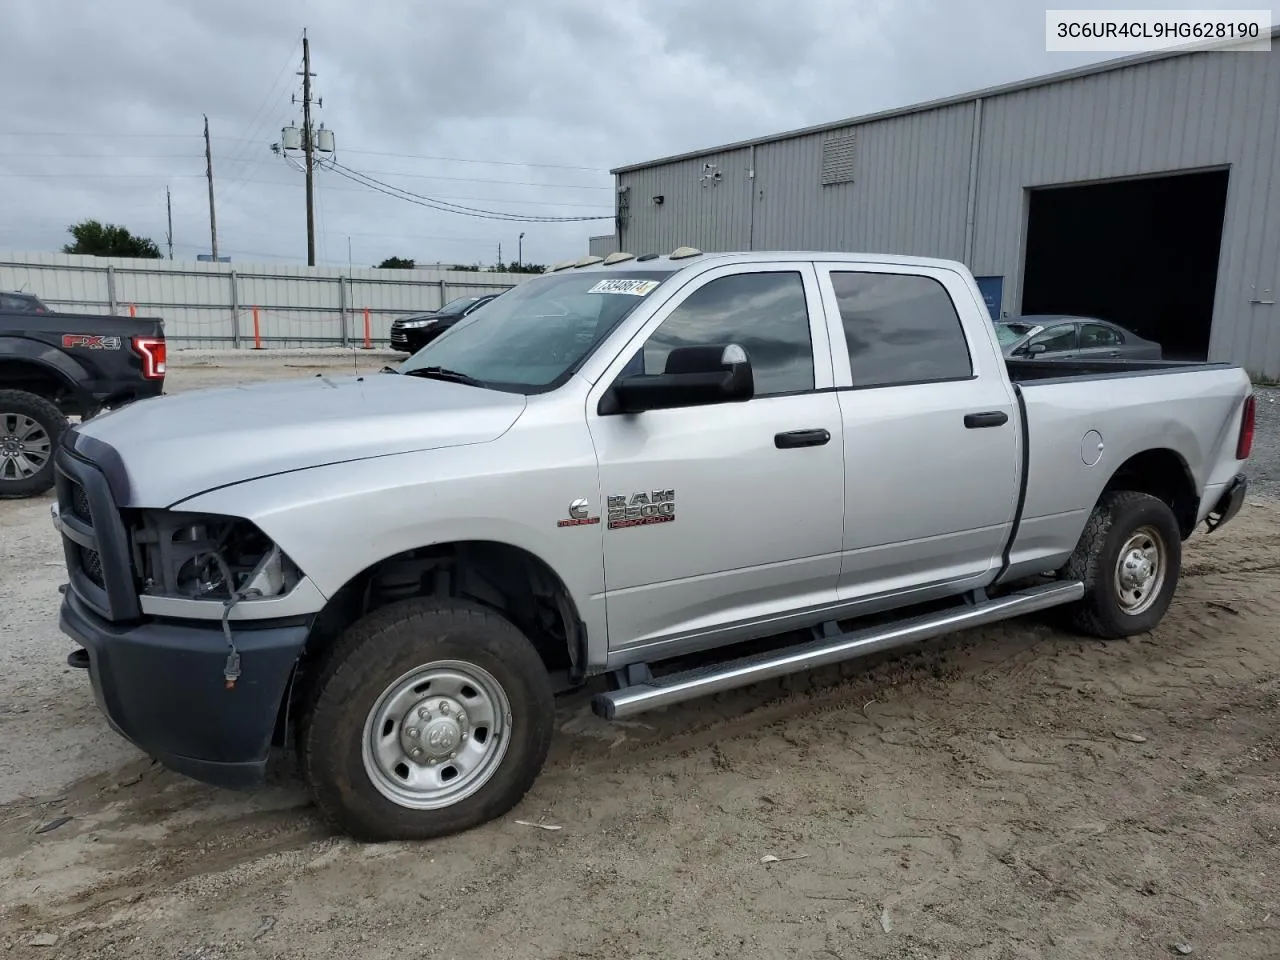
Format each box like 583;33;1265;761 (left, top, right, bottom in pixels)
1;303;165;498
50;249;1252;841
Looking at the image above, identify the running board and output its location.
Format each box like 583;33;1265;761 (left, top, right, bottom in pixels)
592;580;1084;720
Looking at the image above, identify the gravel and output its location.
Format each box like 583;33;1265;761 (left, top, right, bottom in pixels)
1247;385;1280;499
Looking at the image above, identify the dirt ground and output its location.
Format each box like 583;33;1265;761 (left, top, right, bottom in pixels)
1;349;1277;959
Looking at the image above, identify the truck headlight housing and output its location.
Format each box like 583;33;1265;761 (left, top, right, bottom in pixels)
130;510;302;601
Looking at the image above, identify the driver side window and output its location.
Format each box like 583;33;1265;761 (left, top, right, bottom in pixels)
637;271;814;396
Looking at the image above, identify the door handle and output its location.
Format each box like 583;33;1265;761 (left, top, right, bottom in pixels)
775;428;831;449
964;411;1009;429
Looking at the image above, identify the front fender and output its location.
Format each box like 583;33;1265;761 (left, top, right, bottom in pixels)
173;430;607;663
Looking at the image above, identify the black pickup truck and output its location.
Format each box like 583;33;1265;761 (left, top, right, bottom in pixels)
0;298;166;498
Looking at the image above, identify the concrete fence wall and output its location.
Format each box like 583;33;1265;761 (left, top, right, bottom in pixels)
0;252;537;349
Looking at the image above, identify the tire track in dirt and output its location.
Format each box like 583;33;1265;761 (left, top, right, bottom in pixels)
3;509;1280;956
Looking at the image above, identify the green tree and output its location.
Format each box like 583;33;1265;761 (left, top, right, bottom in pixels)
376;256;415;269
62;219;162;258
496;259;547;273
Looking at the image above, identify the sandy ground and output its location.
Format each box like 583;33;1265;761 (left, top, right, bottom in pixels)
1;349;1278;959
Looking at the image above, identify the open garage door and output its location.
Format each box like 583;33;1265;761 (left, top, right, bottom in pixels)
1020;168;1229;361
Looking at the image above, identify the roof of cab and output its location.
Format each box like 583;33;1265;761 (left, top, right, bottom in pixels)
550;248;972;275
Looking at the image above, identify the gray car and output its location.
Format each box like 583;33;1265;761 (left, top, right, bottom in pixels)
995;315;1163;361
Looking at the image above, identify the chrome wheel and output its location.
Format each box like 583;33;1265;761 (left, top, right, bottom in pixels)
361;660;512;810
0;412;51;481
1113;524;1166;616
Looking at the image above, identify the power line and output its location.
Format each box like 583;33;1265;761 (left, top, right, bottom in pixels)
0;132;206;139
340;148;607;172
0;152;202;159
309;167;611;190
2;151;611;191
216;30;306;206
0;137;613;173
218;173;612;207
0;172;205;179
310;158;612;222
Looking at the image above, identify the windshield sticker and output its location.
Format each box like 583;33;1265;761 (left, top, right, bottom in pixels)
587;279;660;297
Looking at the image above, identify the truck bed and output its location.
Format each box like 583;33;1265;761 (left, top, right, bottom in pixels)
1005;356;1236;384
1000;357;1252;585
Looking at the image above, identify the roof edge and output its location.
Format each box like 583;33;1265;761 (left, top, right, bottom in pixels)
610;25;1280;175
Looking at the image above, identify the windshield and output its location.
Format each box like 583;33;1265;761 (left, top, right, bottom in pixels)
436;296;482;318
994;322;1036;346
399;270;675;392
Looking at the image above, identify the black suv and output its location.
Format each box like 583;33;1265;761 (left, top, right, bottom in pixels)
389;293;500;353
1;291;50;313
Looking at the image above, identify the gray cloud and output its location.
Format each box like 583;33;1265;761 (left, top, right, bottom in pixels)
0;0;1267;269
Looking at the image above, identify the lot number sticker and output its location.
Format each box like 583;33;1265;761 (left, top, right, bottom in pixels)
587;279;660;296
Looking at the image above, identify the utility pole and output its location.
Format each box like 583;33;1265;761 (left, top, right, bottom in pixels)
497;242;502;269
165;186;174;260
301;29;316;267
203;115;218;261
518;231;524;268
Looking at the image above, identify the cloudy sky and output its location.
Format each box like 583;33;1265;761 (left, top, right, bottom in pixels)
1;0;1272;269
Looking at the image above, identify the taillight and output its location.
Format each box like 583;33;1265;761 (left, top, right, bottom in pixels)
132;336;166;380
1236;393;1255;460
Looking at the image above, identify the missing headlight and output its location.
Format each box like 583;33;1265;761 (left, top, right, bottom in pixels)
131;511;301;601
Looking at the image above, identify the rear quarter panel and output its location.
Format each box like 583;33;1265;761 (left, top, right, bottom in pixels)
1005;365;1252;580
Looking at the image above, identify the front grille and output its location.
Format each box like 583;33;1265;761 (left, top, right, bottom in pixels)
79;545;104;586
70;480;92;522
54;445;141;621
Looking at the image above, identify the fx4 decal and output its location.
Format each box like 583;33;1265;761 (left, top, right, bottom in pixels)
608;489;675;530
557;498;601;528
62;334;122;350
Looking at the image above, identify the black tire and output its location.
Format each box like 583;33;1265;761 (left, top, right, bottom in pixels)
0;389;67;500
300;597;555;842
1061;491;1182;639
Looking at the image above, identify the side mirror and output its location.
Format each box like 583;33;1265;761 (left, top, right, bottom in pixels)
602;344;754;415
1026;342;1048;355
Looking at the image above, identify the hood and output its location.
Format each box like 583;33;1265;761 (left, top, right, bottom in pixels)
68;372;526;507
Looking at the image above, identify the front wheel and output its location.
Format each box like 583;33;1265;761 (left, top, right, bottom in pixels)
0;389;67;499
1061;490;1182;639
300;598;554;842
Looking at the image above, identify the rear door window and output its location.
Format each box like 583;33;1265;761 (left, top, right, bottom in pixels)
828;271;972;388
1080;323;1123;347
1029;323;1078;353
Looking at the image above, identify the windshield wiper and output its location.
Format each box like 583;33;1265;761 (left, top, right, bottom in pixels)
401;365;483;386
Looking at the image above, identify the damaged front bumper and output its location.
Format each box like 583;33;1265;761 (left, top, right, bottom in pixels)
59;588;311;788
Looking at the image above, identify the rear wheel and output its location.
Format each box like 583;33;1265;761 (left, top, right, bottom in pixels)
300;597;554;842
1062;490;1182;638
0;389;66;499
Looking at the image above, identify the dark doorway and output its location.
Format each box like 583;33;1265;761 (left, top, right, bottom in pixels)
1020;168;1229;360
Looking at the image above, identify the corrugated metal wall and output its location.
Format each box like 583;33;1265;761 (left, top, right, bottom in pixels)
0;253;533;348
617;148;755;254
588;234;619;257
972;47;1280;373
616;44;1280;376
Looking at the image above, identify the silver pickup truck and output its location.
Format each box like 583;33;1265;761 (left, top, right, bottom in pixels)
51;248;1254;841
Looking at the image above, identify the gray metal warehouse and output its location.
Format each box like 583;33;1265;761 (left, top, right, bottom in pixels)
606;30;1280;377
